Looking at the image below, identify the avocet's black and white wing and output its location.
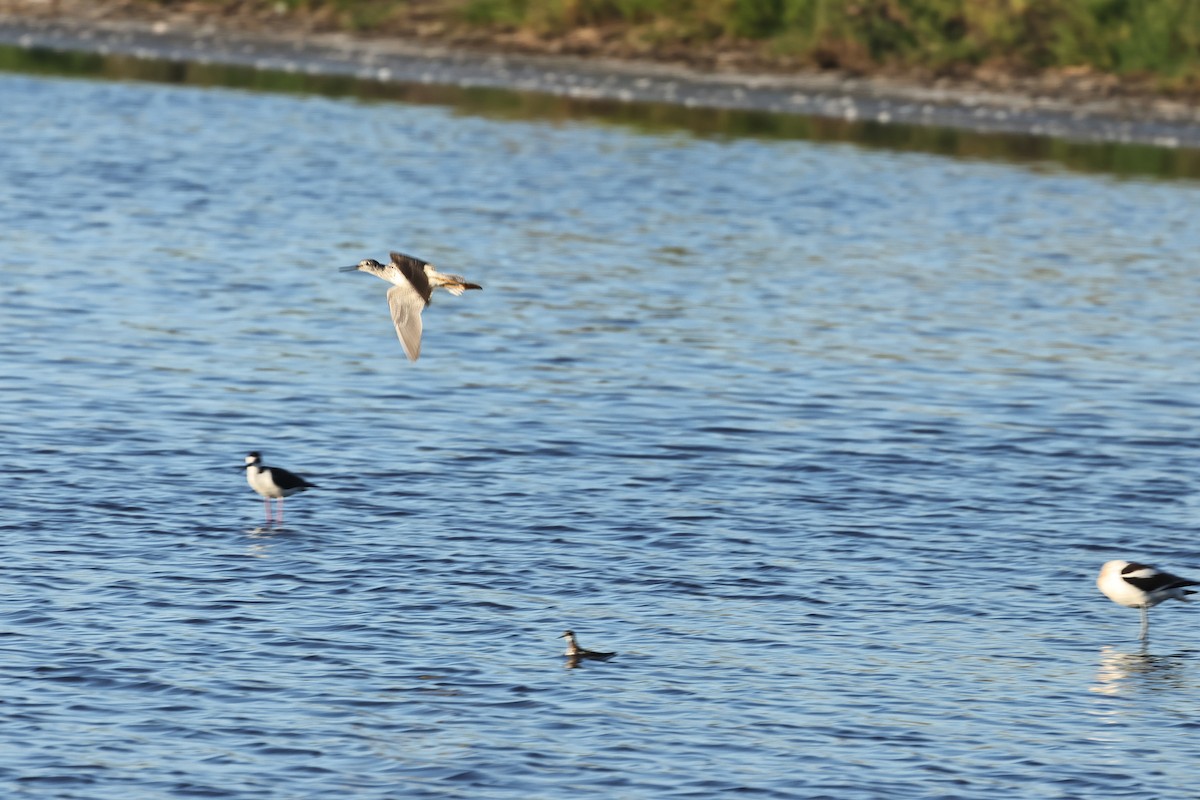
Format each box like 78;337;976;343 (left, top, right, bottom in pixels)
1118;562;1200;597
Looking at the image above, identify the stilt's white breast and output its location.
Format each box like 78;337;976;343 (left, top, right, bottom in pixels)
246;465;286;499
246;466;264;495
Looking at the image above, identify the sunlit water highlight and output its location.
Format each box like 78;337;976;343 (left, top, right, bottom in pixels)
2;66;1200;799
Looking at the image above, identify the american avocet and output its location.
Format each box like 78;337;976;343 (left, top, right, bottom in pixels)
1097;560;1199;641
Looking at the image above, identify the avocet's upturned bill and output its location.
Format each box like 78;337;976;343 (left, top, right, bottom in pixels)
241;451;317;524
1097;560;1199;642
341;251;482;361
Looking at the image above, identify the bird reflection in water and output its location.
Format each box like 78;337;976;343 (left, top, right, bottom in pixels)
1091;645;1192;696
245;525;284;558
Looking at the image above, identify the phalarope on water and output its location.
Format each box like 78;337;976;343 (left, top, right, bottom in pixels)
341;251;482;361
559;630;616;661
1098;560;1199;642
241;451;317;524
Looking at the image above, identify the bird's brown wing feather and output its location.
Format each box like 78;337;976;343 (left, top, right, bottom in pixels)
390;252;433;303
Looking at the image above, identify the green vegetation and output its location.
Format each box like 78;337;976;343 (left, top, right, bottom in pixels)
252;0;422;31
149;0;1200;89
463;0;1200;82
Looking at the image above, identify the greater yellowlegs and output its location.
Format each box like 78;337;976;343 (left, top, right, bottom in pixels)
341;251;482;361
241;451;317;523
1097;560;1199;641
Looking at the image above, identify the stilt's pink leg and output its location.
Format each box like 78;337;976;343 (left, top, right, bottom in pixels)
264;498;272;523
278;496;285;524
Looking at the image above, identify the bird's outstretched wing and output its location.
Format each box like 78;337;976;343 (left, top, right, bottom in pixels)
390;252;433;303
387;283;426;361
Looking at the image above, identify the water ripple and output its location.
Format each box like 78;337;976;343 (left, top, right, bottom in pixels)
1;70;1200;798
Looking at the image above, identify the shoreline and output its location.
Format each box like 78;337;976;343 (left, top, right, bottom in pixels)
2;11;1200;149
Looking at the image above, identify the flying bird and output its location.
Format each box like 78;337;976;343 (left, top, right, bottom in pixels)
1097;560;1199;642
341;251;481;361
241;451;317;524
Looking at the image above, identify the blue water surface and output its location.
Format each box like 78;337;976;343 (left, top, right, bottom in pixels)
2;71;1200;799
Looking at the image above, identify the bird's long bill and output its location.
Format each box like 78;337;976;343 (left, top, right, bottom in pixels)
338;265;360;272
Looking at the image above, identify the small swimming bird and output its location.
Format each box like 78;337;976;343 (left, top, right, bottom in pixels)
241;451;317;523
340;251;482;361
1097;560;1199;642
559;630;616;661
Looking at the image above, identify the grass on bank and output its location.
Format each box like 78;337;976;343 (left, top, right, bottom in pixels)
162;0;1200;89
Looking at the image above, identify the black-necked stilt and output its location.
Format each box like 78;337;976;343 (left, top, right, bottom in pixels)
241;451;317;523
340;251;482;361
1097;560;1199;641
560;630;616;661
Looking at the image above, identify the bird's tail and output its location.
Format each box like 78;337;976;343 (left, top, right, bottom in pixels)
440;280;483;297
429;269;483;296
